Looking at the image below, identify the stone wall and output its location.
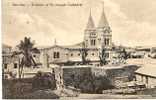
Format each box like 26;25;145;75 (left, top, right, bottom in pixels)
3;74;57;99
62;66;112;93
62;66;92;87
62;65;139;92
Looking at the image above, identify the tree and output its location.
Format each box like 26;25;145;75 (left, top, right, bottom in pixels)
80;42;89;65
12;37;40;78
117;48;128;64
93;76;114;93
121;48;128;60
99;48;107;66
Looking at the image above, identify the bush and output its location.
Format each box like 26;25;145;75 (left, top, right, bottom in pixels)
32;71;56;91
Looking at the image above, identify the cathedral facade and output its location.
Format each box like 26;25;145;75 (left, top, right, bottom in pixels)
39;7;113;67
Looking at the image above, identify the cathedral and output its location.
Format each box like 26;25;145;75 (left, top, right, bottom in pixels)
2;5;114;79
39;6;113;66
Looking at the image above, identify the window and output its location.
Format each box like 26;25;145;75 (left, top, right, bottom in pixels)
104;38;107;45
14;63;18;69
94;40;96;45
78;53;80;56
85;40;88;47
52;69;55;73
4;64;7;69
53;52;60;58
71;53;73;56
91;40;93;46
53;52;55;58
91;39;96;46
104;38;109;46
57;52;60;58
107;38;109;45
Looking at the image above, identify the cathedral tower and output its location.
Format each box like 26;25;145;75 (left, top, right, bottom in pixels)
84;4;112;49
84;10;97;48
97;4;112;49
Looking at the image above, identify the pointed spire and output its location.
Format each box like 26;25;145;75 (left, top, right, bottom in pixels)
98;2;109;28
54;38;57;45
86;9;95;29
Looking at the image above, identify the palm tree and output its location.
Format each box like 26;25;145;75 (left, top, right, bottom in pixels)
12;37;40;78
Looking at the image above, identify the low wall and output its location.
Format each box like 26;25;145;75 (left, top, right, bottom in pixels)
3;78;33;99
62;65;139;93
3;73;57;99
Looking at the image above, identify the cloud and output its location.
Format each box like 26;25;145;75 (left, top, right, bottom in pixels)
2;0;156;47
100;0;156;47
3;11;84;46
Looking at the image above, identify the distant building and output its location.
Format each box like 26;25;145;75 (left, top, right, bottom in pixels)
135;64;156;88
2;44;42;79
2;44;19;79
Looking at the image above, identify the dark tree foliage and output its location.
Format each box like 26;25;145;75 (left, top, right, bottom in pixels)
92;76;114;93
78;75;114;93
80;42;90;65
118;48;129;60
122;48;128;60
64;61;76;66
72;72;114;93
99;48;107;66
11;37;40;78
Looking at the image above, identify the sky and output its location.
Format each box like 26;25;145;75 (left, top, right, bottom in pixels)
2;0;156;47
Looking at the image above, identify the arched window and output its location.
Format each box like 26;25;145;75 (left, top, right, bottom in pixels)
104;38;107;45
107;38;109;45
91;39;96;46
104;38;110;46
93;40;96;45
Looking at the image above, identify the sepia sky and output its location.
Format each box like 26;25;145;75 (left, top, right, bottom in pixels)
2;0;156;47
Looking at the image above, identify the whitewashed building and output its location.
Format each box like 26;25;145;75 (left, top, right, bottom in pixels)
135;64;156;88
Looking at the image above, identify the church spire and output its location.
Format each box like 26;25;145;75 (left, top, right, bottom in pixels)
98;2;109;28
86;9;95;29
54;38;57;45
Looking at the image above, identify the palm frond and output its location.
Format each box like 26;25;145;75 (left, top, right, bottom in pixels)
11;51;23;57
31;48;40;53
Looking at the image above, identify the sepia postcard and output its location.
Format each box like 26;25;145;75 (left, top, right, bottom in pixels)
2;0;156;99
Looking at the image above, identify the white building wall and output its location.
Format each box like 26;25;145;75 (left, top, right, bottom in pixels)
47;46;69;63
136;73;156;88
147;77;156;88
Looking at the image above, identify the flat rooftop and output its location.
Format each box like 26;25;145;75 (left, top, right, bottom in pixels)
61;64;136;70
